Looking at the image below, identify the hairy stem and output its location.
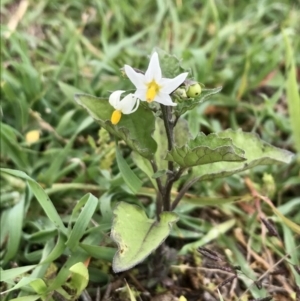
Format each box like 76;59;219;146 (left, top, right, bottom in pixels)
161;105;174;151
160;105;175;211
163;167;186;211
150;160;164;219
171;176;200;210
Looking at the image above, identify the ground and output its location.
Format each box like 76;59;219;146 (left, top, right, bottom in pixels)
1;1;300;301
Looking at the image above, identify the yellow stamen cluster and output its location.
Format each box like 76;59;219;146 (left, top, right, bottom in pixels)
111;110;122;125
146;80;160;102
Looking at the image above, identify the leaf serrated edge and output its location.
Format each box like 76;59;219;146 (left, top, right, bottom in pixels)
176;86;222;115
166;132;246;167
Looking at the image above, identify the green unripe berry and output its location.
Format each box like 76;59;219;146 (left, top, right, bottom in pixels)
187;83;202;98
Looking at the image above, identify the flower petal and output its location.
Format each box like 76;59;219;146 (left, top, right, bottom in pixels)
134;89;147;101
124;65;145;88
124;98;140;114
119;93;139;114
109;90;125;108
145;52;162;82
155;93;177;106
160;72;188;94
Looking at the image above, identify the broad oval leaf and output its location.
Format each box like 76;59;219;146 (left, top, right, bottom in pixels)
166;132;245;167
75;94;157;159
111;202;178;273
192;129;294;181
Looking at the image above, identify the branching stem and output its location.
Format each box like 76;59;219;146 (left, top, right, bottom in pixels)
171;176;200;210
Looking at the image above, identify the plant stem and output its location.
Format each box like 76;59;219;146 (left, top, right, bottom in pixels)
163;167;186;211
171;176;200;210
150;160;164;219
160;105;175;211
150;160;164;195
173;115;180;127
156;192;163;221
161;105;174;151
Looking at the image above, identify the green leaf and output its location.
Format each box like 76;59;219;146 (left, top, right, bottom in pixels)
265;201;300;235
156;48;186;78
66;193;98;251
40;233;67;264
9;296;40;301
283;31;300;153
179;219;236;254
79;244;115;261
282;225;300;286
192;129;294;181
75;94;157;158
0;168;67;234
38;116;93;186
180;194;253;206
217;290;225;301
0;123;30;172
152;169;167;179
166;132;245;167
125;280;137;301
115;147;142;194
69;262;89;297
58;81;83;100
99;192;113;223
153;118;191;180
152;118;168;176
1;265;36;281
174;118;192;147
132;152;157;188
47;249;89;291
1;276;37;295
175;87;222;116
3;194;25;265
30;278;48;295
111;202;178;272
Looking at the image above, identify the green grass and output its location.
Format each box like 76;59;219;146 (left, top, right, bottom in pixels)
1;0;300;300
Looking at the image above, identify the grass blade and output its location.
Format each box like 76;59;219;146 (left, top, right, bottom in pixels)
0;168;67;234
1;265;36;281
66;193;98;251
283;30;300;153
115;146;142;194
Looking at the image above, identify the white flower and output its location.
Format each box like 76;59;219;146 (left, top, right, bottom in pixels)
124;52;188;106
109;90;139;125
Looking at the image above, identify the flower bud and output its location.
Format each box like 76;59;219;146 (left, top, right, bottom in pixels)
174;87;187;99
